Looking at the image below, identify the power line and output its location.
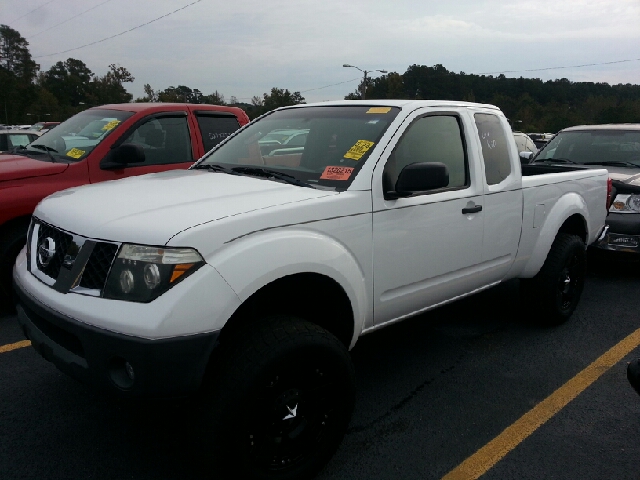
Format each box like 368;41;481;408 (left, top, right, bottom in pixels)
27;0;115;40
7;0;57;25
479;57;640;75
33;0;204;59
300;77;361;93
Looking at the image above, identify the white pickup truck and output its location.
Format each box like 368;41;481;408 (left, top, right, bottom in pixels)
14;100;608;479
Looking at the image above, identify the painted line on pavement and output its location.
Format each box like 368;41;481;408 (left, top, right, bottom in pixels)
442;327;640;480
0;340;31;354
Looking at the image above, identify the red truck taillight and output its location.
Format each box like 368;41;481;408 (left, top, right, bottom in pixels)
606;177;613;210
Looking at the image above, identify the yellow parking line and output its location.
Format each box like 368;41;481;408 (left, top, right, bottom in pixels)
0;340;31;354
442;327;640;480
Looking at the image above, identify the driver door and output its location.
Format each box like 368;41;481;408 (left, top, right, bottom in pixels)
371;110;485;326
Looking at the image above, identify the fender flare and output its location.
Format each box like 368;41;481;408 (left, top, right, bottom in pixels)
521;192;589;278
208;229;370;347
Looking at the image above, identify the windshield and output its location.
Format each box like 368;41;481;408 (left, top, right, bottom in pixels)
23;109;133;162
534;130;640;167
195;106;400;189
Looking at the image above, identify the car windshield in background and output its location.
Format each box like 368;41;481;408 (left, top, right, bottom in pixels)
23;109;133;162
534;130;640;167
195;106;400;189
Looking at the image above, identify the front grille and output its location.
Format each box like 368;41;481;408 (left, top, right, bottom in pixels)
36;223;73;279
79;242;119;290
30;219;120;295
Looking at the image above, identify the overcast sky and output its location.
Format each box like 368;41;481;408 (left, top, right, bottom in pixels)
2;0;640;103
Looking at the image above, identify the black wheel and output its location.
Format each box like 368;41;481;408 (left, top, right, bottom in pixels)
521;233;586;326
628;359;640;397
205;316;355;480
0;219;30;311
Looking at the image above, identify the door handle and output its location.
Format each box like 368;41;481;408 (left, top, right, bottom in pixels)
462;205;482;214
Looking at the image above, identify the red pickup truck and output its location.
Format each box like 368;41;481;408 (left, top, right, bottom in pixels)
0;103;249;304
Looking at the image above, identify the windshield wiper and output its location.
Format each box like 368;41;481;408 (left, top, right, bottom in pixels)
29;144;58;162
533;157;579;165
191;163;240;175
582;161;639;168
232;167;315;188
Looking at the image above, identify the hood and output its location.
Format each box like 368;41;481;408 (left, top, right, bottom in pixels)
605;167;640;187
0;153;69;182
35;169;337;245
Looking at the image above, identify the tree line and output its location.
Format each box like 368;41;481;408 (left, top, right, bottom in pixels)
350;64;640;132
2;24;639;132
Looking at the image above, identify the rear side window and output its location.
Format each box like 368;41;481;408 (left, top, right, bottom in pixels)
383;115;467;192
474;113;512;185
196;114;241;152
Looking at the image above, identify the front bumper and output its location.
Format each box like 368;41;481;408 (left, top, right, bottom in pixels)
14;279;219;398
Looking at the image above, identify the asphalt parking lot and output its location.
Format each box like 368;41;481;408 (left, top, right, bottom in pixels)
1;265;640;480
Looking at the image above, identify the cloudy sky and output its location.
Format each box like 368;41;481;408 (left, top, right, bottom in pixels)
3;0;640;103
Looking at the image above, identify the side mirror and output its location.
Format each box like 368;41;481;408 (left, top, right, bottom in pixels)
101;143;145;170
519;151;533;165
388;162;450;199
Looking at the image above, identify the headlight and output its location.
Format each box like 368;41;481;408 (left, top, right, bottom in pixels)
610;194;640;214
104;244;205;302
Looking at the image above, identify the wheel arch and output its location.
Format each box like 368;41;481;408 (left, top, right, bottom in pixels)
521;192;589;277
217;272;355;349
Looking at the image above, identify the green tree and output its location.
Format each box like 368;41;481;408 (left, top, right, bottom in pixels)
202;90;225;105
43;58;93;106
135;83;158;102
90;64;134;104
246;88;305;119
0;25;39;124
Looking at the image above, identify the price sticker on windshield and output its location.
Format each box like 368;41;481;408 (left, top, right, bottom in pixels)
366;107;392;114
66;148;86;159
344;140;375;161
102;120;121;131
320;166;354;181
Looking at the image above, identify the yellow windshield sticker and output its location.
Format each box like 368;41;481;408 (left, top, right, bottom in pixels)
344;140;375;161
366;107;392;114
102;120;121;131
66;148;86;159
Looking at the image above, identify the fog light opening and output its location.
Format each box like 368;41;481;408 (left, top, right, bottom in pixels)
108;357;135;390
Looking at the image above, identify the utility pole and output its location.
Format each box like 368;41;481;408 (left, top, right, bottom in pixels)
343;64;388;100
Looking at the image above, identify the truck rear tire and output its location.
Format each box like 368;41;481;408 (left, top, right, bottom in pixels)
203;316;355;480
521;233;586;326
0;219;30;312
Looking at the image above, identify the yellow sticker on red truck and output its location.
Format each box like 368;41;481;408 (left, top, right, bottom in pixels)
102;120;121;131
320;166;354;180
344;140;375;161
66;148;86;159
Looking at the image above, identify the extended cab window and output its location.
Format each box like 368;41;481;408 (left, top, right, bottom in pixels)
196;113;241;152
122;115;192;166
474;113;512;185
383;115;467;192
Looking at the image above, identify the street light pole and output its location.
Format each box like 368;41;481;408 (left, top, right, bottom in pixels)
343;64;388;100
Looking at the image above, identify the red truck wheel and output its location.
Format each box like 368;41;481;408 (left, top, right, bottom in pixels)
0;219;30;310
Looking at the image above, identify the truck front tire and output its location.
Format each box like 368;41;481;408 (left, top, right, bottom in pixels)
521;233;587;326
204;316;355;480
